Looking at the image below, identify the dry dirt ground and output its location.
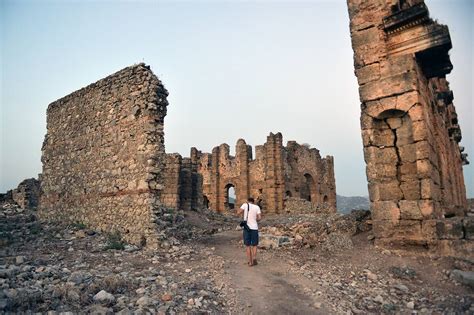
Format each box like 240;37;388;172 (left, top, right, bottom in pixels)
1;205;473;314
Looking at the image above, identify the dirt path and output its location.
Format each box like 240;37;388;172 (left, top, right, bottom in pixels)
206;230;328;315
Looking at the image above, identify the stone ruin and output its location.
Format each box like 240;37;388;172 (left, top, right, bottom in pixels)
39;64;168;247
30;0;472;253
161;132;336;213
36;64;336;246
0;178;40;209
348;0;472;253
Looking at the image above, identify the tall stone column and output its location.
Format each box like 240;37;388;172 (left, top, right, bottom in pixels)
210;146;221;211
347;0;468;245
264;132;285;213
236;139;250;206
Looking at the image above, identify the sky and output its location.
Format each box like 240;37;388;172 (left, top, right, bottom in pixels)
0;0;472;197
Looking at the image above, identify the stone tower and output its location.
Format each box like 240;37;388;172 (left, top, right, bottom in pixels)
347;0;469;246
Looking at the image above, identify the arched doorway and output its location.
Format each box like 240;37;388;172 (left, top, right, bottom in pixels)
224;184;236;210
301;173;316;202
203;195;209;209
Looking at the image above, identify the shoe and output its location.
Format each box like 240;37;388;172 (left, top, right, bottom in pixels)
253;259;258;265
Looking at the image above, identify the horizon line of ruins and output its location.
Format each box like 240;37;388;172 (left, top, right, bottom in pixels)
2;0;472;255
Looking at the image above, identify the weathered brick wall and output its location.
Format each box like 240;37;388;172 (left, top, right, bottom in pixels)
348;0;469;248
164;132;337;213
39;64;168;247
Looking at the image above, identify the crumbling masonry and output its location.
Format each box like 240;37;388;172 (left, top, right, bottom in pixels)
39;64;168;247
37;64;336;247
348;0;472;252
161;132;336;214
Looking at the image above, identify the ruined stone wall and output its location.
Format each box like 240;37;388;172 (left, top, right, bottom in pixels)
348;0;469;247
161;150;203;211
164;132;337;213
162;154;182;210
12;178;41;209
284;142;336;210
39;64;168;247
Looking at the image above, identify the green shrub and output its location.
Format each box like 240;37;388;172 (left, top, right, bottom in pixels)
105;231;125;250
72;222;87;229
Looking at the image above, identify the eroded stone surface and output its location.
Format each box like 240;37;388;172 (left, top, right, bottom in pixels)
348;0;469;247
38;63;168;247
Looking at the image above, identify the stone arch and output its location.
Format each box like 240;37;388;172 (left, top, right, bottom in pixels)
323;195;328;203
370;109;420;218
224;183;236;210
286;190;292;198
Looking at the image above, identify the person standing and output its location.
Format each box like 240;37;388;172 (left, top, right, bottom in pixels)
237;197;262;266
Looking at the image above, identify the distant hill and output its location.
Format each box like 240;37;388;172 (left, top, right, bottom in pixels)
228;197;236;204
337;195;370;214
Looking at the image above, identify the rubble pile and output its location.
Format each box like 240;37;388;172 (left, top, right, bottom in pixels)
284;197;335;214
0;205;238;313
0;203;39;247
155;207;237;243
260;210;371;251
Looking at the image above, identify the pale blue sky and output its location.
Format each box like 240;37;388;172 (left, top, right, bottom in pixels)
1;0;472;197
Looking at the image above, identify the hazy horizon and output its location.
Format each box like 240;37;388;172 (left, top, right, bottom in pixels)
1;0;472;198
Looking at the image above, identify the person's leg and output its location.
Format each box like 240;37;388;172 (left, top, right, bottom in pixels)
243;230;253;266
251;246;257;264
252;230;259;264
246;246;253;266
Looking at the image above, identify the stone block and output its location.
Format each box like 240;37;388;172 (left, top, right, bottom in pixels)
359;72;418;102
395;91;420;112
386;117;402;129
416;159;432;178
361;129;373;147
399;162;417;176
375;147;398;164
395;122;413;146
396;220;424;241
380;55;417;79
436;218;464;240
356;62;381;85
463;217;474;240
450;270;474;289
378;181;403;201
400;180;420;200
360;113;374;130
368;183;380;202
422;220;437;240
377;164;397;179
365;96;397;118
373;129;395;147
420;179;435;200
418;200;435;218
399;144;416;163
372;219;396;239
399;200;422;220
371;201;400;221
415;141;431;160
412;120;428;142
408;104;424;121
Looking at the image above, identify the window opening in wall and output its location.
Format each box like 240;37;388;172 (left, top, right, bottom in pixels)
203;195;209;209
225;184;236;210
